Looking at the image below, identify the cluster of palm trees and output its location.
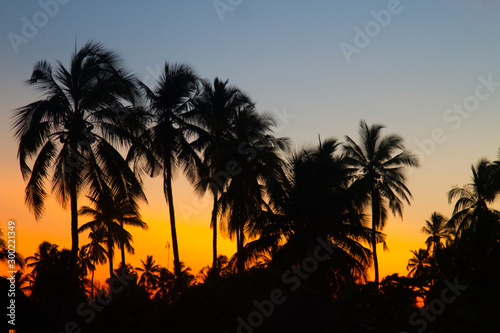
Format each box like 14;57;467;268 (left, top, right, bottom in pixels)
13;41;419;298
408;157;500;278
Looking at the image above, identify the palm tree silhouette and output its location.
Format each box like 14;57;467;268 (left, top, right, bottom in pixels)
407;249;431;278
81;226;107;299
190;78;254;275
12;41;140;268
169;261;195;301
421;212;453;257
343;120;418;286
197;255;234;282
218;107;288;272
243;139;375;291
447;159;498;237
136;255;161;295
79;192;147;279
154;267;175;301
129;63;199;278
26;241;59;278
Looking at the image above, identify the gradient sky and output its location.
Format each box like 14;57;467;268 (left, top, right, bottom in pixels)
1;0;500;282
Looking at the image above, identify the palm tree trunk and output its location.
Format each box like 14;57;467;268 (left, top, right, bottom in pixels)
371;189;380;287
91;268;95;300
236;227;240;272
120;221;126;267
237;225;244;273
164;168;181;278
108;240;114;279
211;191;219;276
70;172;79;272
121;246;126;268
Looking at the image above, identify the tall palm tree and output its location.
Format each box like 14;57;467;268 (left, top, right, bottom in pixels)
12;41;140;268
190;78;254;275
129;63;199;278
343;120;419;286
407;249;431;278
447;159;498;237
79;192;147;279
218;108;288;272
421;212;452;257
136;255;161;295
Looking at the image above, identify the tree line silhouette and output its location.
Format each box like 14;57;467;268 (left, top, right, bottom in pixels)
6;41;500;332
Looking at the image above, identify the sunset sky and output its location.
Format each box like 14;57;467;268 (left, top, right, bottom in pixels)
1;0;500;282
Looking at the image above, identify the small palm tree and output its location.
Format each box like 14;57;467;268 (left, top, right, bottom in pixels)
136;255;161;295
154;267;176;301
407;249;431;278
421;212;453;257
12;41;140;268
343;120;419;286
79;192;147;279
169;261;195;301
81;226;107;299
26;241;59;278
197;255;234;282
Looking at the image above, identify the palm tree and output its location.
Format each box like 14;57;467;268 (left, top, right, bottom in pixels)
136;255;161;294
79;192;147;279
154;267;176;301
169;261;195;301
197;255;234;282
129;63;199;278
26;241;59;278
190;78;254;275
243;139;375;293
407;249;431;278
77;247;95;278
343;120;419;286
421;212;453;257
81;226;107;299
12;41;140;268
218;108;289;272
447;159;498;237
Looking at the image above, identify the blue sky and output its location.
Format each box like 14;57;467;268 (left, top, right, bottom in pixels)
1;0;500;277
